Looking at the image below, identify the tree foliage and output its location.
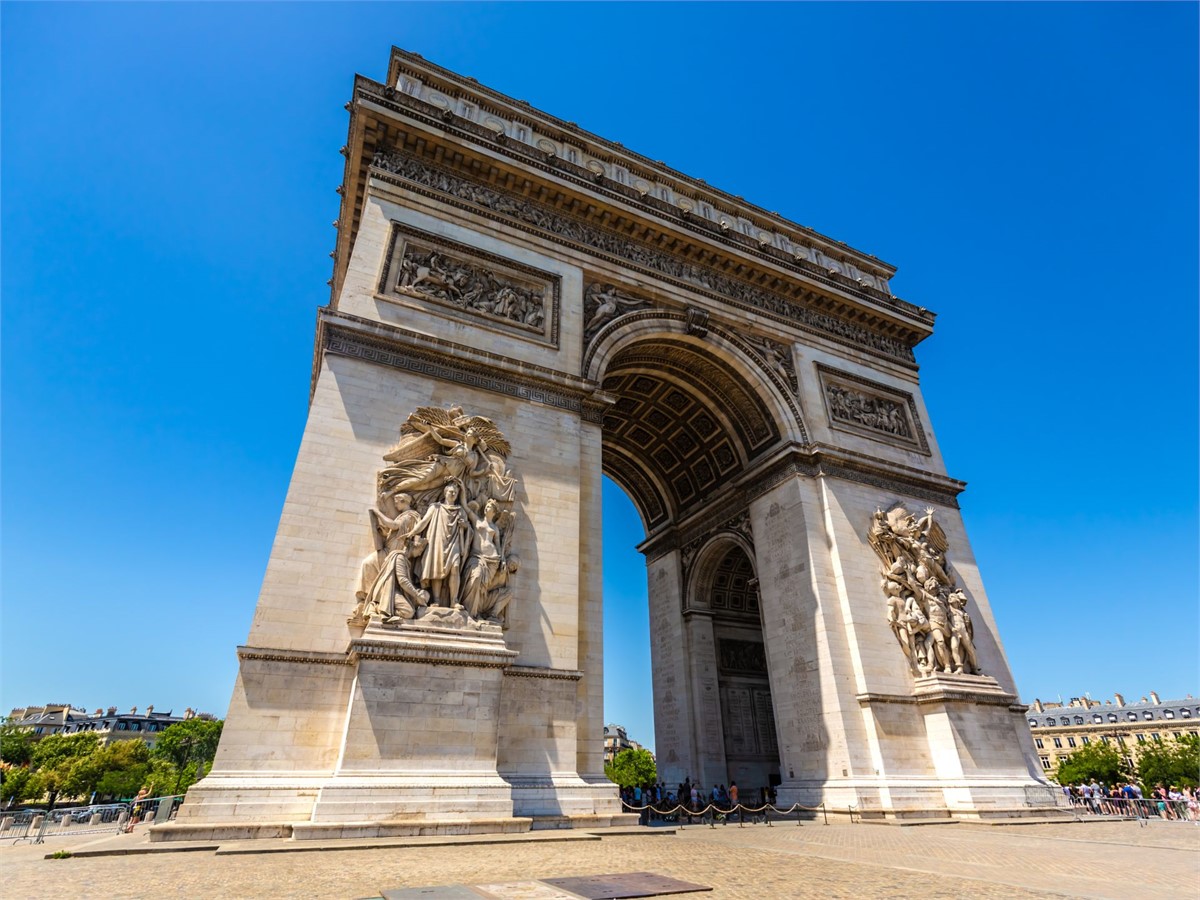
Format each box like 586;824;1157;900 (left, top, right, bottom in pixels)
1137;734;1199;791
604;748;657;789
27;733;100;808
151;718;223;793
1053;740;1128;786
0;720;35;767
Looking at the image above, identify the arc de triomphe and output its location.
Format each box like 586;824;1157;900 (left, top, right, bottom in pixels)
156;48;1054;840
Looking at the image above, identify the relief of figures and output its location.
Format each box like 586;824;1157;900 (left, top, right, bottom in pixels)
825;383;912;439
868;505;981;677
395;246;545;331
583;282;649;339
351;407;519;630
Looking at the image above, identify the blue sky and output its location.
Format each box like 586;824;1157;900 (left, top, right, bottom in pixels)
3;3;1196;753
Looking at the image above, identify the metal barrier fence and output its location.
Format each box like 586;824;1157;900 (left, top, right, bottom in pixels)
2;794;185;844
620;799;828;827
1064;795;1198;824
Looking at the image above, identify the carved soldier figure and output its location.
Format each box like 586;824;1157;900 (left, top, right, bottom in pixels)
948;590;980;675
404;481;471;608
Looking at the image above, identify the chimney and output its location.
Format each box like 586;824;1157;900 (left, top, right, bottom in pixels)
1149;691;1160;705
1033;699;1044;712
129;706;137;715
107;706;117;716
1114;693;1125;707
94;709;102;716
146;705;154;714
184;708;195;719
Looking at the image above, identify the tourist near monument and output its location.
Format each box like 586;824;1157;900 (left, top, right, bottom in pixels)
152;47;1057;842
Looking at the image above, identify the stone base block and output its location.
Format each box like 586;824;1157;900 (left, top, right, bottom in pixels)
778;776;1065;821
149;822;294;842
506;774;625;819
292;817;532;840
530;813;641;830
309;774;515;823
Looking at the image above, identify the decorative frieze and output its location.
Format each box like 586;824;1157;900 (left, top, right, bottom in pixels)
370;149;916;365
718;639;768;675
380;223;560;347
817;364;929;453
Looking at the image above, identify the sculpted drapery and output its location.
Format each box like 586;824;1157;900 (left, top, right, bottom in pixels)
351;407;519;629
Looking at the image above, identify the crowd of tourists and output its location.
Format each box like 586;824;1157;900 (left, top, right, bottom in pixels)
1061;781;1199;821
618;779;781;824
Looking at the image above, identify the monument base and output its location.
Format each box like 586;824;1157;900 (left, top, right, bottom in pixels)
777;673;1065;821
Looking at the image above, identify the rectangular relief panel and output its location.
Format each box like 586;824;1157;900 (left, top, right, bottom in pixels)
816;363;930;453
378;222;561;348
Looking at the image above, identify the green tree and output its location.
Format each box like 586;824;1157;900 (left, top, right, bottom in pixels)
1;765;35;807
74;739;152;800
1053;740;1127;786
28;733;100;810
0;720;35;767
604;748;657;789
1137;734;1199;791
151;719;223;794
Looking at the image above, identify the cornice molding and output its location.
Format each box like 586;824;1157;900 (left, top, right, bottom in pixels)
314;309;606;417
381;51;905;287
365;148;919;368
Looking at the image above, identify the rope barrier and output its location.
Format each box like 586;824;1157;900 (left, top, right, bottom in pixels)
616;800;829;826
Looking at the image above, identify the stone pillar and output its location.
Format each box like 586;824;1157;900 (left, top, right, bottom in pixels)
647;549;694;787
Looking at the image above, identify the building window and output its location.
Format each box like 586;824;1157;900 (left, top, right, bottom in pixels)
1040;758;1051;770
1067;737;1077;748
1181;709;1191;718
1174;732;1183;739
1081;736;1090;745
1151;733;1161;741
1136;734;1145;743
1108;714;1118;723
1144;712;1154;721
1053;738;1063;748
1035;738;1044;749
1164;710;1175;719
1074;716;1084;725
1093;715;1103;724
1101;736;1110;744
1060;717;1071;726
1029;719;1038;727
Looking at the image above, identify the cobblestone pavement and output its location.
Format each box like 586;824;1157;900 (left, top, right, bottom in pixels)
2;820;1196;899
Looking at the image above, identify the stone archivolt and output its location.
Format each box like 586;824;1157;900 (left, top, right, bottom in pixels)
351;406;519;632
868;505;981;678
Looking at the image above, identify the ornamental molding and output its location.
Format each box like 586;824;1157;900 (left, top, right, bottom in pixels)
358;67;921;314
316;309;609;419
817;363;929;454
236;646;353;667
504;666;584;681
367;149;918;366
379;221;561;348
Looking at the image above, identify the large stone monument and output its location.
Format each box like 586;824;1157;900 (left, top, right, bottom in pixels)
154;48;1056;840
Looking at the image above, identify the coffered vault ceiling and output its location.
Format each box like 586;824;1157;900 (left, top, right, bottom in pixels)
600;339;779;531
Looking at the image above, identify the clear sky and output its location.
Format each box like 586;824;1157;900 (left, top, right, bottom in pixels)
3;3;1197;754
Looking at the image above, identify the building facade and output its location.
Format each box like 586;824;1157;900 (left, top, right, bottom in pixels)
7;704;215;749
1025;692;1200;776
602;724;650;765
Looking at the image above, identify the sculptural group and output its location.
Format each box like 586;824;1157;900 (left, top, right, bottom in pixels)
868;505;980;677
351;406;519;629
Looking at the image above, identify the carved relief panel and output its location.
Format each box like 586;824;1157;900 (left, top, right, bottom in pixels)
817;364;929;453
380;223;561;347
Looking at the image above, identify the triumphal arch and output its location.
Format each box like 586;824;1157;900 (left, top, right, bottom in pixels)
156;49;1054;840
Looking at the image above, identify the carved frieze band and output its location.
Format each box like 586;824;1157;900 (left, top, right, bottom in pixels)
321;316;593;417
817;364;930;454
370;150;916;365
380;223;560;347
357;76;926;320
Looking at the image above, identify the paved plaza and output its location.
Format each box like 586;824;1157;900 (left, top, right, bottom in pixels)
3;819;1196;899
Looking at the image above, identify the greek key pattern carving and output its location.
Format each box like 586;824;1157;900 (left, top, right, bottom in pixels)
817;364;929;454
370;150;916;364
381;224;560;347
